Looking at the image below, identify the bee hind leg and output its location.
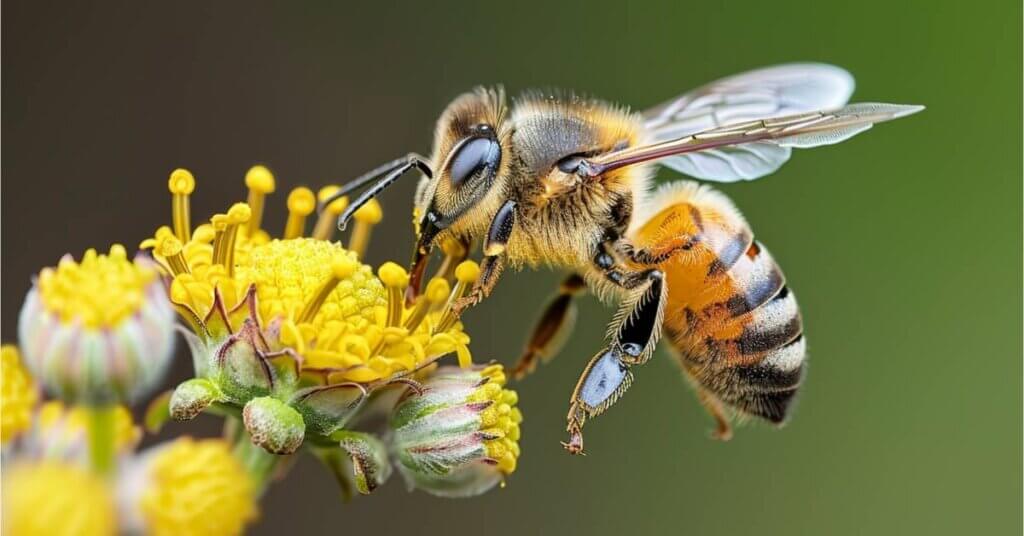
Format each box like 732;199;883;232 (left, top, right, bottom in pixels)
512;274;586;380
563;264;666;454
695;385;733;441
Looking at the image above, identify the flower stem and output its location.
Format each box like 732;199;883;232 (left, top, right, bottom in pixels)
86;404;117;477
233;433;280;496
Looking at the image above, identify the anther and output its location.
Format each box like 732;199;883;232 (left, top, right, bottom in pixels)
403;277;450;332
349;199;383;259
244;165;276;236
313;185;349;241
435;261;480;334
168;168;196;242
298;254;358;324
157;234;190;275
378;262;409;328
211;203;251;276
283;187;316;239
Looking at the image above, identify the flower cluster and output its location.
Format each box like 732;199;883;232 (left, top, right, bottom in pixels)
1;164;524;534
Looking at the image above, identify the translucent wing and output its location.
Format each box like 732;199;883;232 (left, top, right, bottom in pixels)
576;103;925;179
642;63;857;182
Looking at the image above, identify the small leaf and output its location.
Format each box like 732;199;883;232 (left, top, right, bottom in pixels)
336;432;392;495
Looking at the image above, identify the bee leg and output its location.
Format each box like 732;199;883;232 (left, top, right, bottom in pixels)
453;200;516;313
512;274;586;380
563;265;666;454
695;385;733;441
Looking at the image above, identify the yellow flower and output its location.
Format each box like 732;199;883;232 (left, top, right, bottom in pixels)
16;245;176;404
1;461;117;536
134;437;258;536
143;166;476;385
1;344;37;444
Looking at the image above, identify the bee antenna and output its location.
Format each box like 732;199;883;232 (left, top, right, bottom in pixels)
319;153;433;221
336;156;432;231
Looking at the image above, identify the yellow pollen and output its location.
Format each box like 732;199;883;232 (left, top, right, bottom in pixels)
244;165;275;235
435;237;470;281
312;185;349;241
37;245;157;329
284;187;316;239
168;168;196;242
349;198;383;259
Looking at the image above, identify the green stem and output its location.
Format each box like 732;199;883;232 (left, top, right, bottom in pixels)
86;405;117;477
233;433;281;496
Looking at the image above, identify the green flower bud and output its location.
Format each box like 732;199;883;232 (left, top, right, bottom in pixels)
390;364;522;498
242;396;305;454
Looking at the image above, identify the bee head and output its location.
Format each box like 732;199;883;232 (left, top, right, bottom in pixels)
410;88;510;290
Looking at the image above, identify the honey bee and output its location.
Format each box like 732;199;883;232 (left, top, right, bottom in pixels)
324;63;922;453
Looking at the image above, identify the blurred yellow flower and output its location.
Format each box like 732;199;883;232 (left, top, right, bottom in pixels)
2;461;117;536
136;437;258;536
1;344;37;444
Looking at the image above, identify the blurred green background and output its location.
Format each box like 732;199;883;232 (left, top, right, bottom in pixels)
2;1;1020;534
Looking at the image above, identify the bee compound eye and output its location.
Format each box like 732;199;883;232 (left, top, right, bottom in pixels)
449;137;500;188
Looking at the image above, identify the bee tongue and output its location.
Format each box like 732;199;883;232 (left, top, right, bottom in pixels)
405;246;431;305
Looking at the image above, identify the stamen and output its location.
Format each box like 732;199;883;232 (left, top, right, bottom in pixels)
434;237;469;282
297;255;358;324
349;199;382;259
157;234;190;275
168;169;196;242
377;262;410;328
435;261;480;334
283;187;316;239
210;204;251;276
404;277;450;332
312;185;348;241
244;165;276;236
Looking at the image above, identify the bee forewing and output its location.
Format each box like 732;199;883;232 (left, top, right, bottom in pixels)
643;63;855;140
587;102;924;181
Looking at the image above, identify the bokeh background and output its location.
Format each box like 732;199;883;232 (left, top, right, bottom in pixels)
3;1;1020;534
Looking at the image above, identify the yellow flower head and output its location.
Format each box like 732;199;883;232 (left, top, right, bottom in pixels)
2;461;117;536
17;245;177;404
135;437;258;536
1;345;38;444
143;167;476;385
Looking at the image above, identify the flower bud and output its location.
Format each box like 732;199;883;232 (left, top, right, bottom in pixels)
243;396;306;455
17;246;176;405
390;364;522;498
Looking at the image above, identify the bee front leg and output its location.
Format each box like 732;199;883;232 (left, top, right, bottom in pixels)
564;258;666;454
453;200;516;313
513;274;586;380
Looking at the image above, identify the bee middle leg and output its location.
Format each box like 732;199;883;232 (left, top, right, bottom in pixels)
563;248;666;454
512;273;587;380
